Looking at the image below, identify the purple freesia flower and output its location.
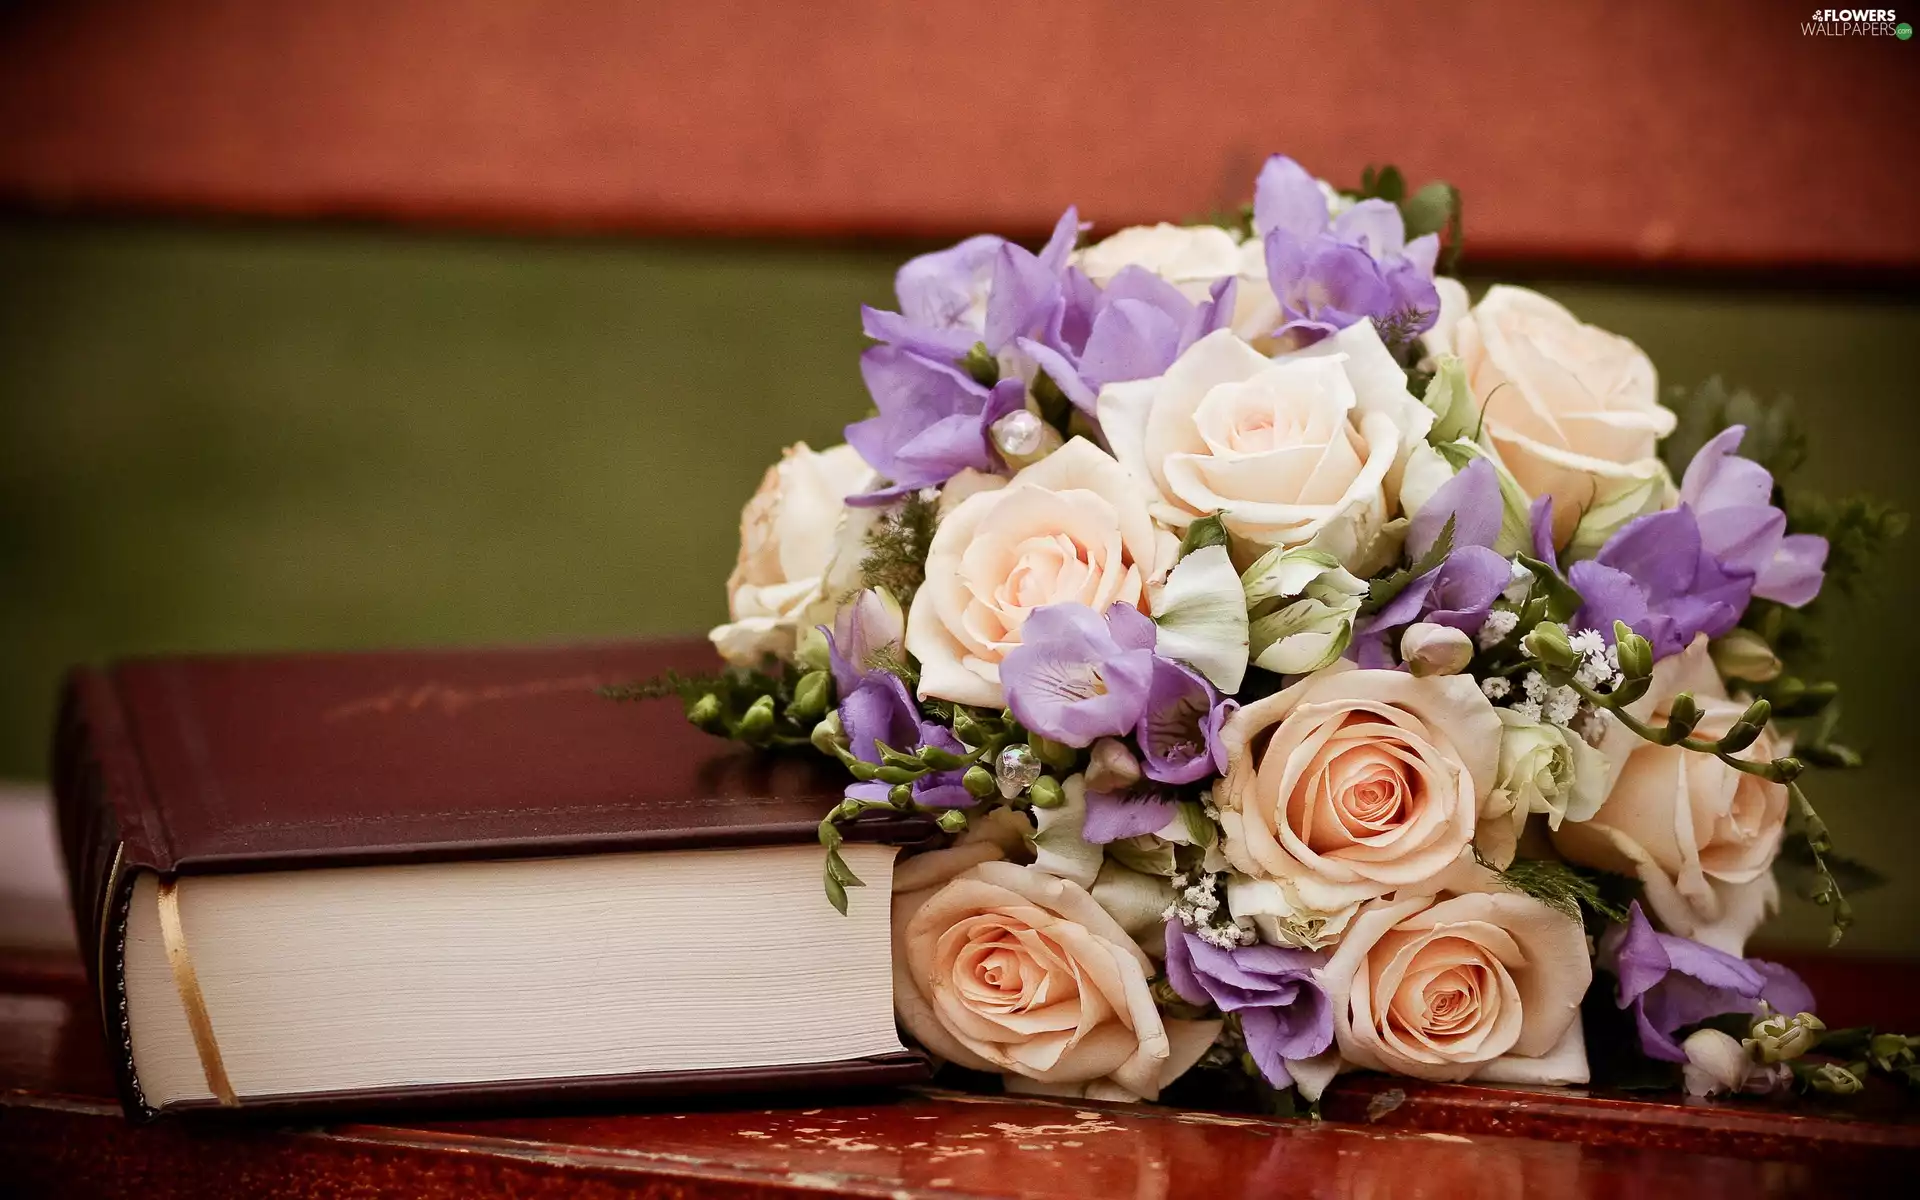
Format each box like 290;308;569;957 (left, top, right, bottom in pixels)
1020;269;1238;413
1136;657;1235;784
827;605;972;808
860;209;1080;363
1681;426;1827;607
1603;902;1816;1063
1001;603;1155;748
1081;787;1180;844
1569;506;1751;659
1352;459;1510;666
1252;155;1440;348
848;210;1082;499
825;589;904;697
844;347;1026;505
1165;921;1333;1088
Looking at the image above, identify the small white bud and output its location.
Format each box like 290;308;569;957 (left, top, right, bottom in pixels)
1401;622;1474;678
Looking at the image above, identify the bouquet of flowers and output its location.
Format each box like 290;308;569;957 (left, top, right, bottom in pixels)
667;154;1914;1107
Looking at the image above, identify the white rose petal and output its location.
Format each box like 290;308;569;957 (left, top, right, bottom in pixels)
1096;329;1425;571
710;442;877;665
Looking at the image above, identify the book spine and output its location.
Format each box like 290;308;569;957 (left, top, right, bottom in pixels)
50;668;164;1120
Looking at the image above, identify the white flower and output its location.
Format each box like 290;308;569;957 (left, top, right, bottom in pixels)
1240;546;1369;675
1151;543;1250;692
1073;223;1245;302
710;442;876;666
1479;709;1610;868
1225;874;1360;952
1097;323;1432;570
1680;1028;1780;1098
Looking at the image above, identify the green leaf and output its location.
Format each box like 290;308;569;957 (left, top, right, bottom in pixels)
1516;554;1585;623
824;872;849;915
1177;799;1217;849
1177;512;1230;561
1032;370;1074;433
1660;377;1809;483
1357;164;1406;204
1361;515;1453;616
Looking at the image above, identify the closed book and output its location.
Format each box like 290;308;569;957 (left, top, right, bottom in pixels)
51;638;934;1121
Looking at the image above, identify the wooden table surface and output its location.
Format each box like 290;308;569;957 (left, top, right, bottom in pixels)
3;942;1917;1196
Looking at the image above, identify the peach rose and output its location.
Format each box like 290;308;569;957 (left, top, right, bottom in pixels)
1551;635;1788;954
1320;870;1592;1084
1425;283;1675;546
1215;663;1501;915
1097;323;1431;569
893;860;1218;1100
906;437;1173;707
710;441;876;665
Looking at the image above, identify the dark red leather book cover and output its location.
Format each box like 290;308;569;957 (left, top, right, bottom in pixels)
50;637;934;1119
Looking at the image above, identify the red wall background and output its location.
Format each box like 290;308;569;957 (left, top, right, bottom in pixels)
1;0;1916;273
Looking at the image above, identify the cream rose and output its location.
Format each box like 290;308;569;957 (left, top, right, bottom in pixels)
1425;283;1675;546
1072;223;1245;302
1097;323;1431;570
1215;663;1501;914
906;437;1173;707
893;860;1218;1100
1551;635;1788;954
710;441;876;665
1321;869;1592;1084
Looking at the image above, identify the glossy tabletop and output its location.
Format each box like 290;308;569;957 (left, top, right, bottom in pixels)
4;950;1916;1198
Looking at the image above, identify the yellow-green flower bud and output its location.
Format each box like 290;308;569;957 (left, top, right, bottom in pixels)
788;670;831;722
1028;734;1078;773
736;695;778;743
1710;628;1782;683
1028;775;1066;809
1614;625;1654;680
1807;1063;1864;1095
1522;622;1578;671
1870;1032;1917;1071
1664;693;1704;740
962;764;997;798
936;808;970;833
688;693;726;734
1746;1012;1824;1064
810;710;845;756
795;625;833;674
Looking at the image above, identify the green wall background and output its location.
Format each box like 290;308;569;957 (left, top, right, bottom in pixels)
2;220;1913;951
